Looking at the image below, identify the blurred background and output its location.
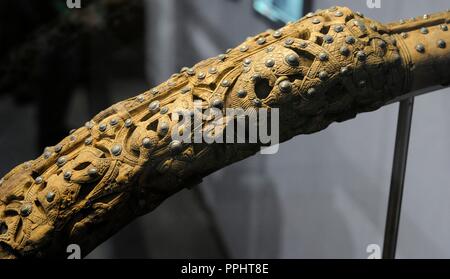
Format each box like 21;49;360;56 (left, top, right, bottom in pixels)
0;0;449;258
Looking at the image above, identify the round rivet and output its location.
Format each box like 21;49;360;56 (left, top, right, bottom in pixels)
197;72;206;79
312;18;321;24
285;54;299;66
181;87;190;94
306;12;314;18
415;43;425;53
285;38;294;45
335;11;343;17
208;67;217;74
110;119;118;126
136;95;145;102
318;52;328;61
265;58;275;67
340;46;350;56
340;66;350;75
400;32;408;38
35;176;43;184
99;124;107;132
357;51;366;61
149;101;160;112
243;58;252;65
273;30;282;38
125;119;133;127
169;140;182;154
323;35;333;44
46;192;55;203
257;37;266;45
423;14;429;19
221;80;230;87
378;40;387;48
160;107;169;114
399;19;406;24
69;129;76;135
20;203;32;217
218;54;227;61
142;137;152;149
43;151;52;159
237;89;247;98
299;41;308;48
279;80;292;93
151;88;159;95
85;121;93;129
225;48;232;54
392;53;402;64
266;46;275;52
356;11;364;17
56;156;67;167
64;171;72;181
159;123;169;135
345;36;355;44
85;137;93;145
334;25;344;32
438;40;446;48
211;99;223;108
88;168;98;176
252;99;262;107
186;68;195;76
420;27;429;34
440;24;448;31
307;88;316;95
240;45;249;52
54;144;63;153
318;71;328;80
359;80;367;87
111;145;122;156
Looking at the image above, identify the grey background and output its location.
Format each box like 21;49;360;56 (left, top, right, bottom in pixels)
1;0;449;258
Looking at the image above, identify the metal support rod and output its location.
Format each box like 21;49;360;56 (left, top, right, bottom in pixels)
382;97;415;259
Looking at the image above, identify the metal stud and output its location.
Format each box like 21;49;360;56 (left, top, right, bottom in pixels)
415;43;425;53
142;137;152;149
151;88;159;95
306;12;314;18
273;30;282;38
299;41;308;48
85;137;93;145
43;151;52;159
186;68;195;76
378;40;387;48
312;18;321;24
20;203;32;217
334;25;344;33
323;35;334;44
420;27;429;34
125;119;133;128
437;40;446;48
237;89;247;98
345;36;355;44
211;99;224;108
136;95;145;102
335;11;343;17
307;88;316;95
110;119;118;126
340;66;350;75
160;107;169;114
240;45;249;52
356;51;367;61
284;38;294;45
257;37;266;45
208;67;217;74
64;171;72;181
35;176;43;184
340;46;350;56
252;98;262;107
181;87;190;94
423;14;429;19
85;121;93;129
318;71;328;80
318;52;328;61
440;24;448;31
56;156;67;167
399;19;406;24
243;58;252;65
88;168;98;176
46;192;55;203
169;140;182;154
148;101;160;112
111;144;122;156
265;59;275;67
401;32;408;38
54;144;63;153
99;124;107;132
279;80;292;93
266;46;275;52
221;80;231;87
356;11;364;17
197;72;206;79
285;54;299;66
218;54;227;61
